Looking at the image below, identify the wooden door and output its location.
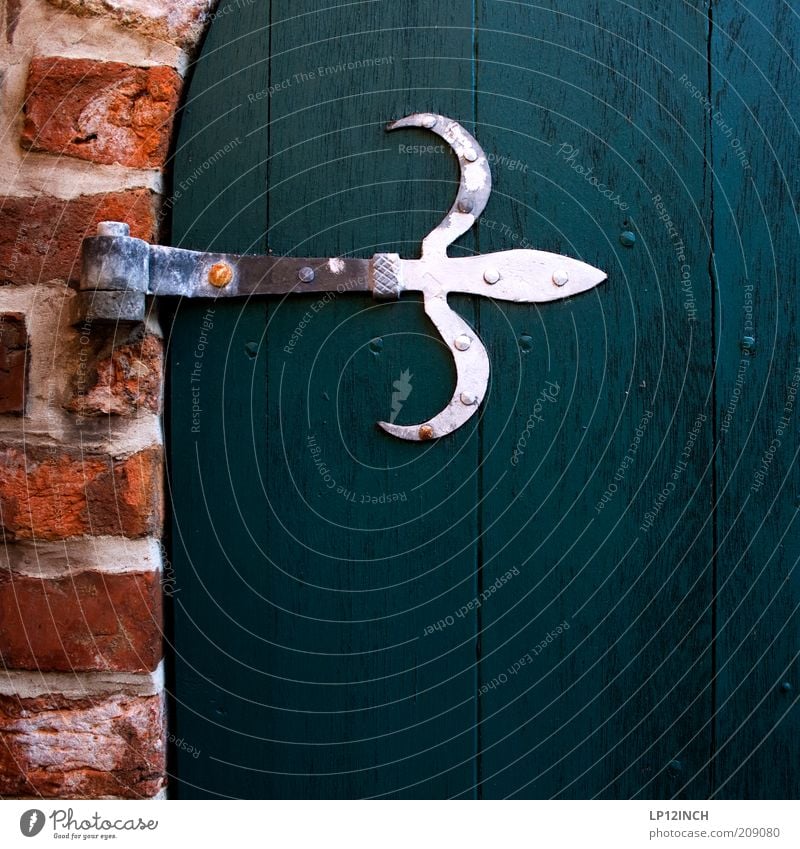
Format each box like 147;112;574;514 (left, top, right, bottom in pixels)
168;0;799;798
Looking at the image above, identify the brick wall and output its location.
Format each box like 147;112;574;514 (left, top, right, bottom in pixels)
0;0;216;798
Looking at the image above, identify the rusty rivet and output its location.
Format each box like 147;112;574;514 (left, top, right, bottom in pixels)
418;424;434;440
208;262;233;287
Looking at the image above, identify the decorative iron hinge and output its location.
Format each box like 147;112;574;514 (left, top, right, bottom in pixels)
79;113;606;441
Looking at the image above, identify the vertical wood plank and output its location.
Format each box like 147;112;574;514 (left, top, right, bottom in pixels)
711;0;800;799
167;0;800;800
171;0;483;798
252;0;479;799
168;0;271;798
475;0;715;798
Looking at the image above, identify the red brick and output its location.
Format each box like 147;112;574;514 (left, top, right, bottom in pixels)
0;446;163;541
0;313;28;414
0;692;164;798
0;570;162;671
0;189;158;285
66;333;163;417
21;57;182;168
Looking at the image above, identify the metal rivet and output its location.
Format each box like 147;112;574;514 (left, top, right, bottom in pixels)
620;230;636;247
422;115;437;128
552;269;569;287
460;392;478;406
244;341;258;358
298;266;315;283
463;148;478;162
454;334;472;351
418;424;434;440
369;338;383;354
483;268;500;285
668;759;683;774
741;336;756;354
208;262;233;287
519;334;534;352
458;198;474;214
781;681;793;693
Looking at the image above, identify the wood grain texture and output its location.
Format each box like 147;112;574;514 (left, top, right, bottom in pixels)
168;0;799;799
170;0;481;799
475;0;714;799
168;0;271;797
711;0;800;799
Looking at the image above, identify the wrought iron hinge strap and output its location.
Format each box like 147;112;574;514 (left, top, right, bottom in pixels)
76;113;605;441
78;222;391;323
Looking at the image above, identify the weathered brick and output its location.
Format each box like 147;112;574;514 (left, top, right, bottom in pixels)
0;313;28;414
47;0;216;50
21;57;182;168
0;189;158;284
0;446;163;541
66;332;163;417
0;692;164;798
0;570;162;672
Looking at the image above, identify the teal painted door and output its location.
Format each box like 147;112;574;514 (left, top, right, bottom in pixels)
168;1;799;798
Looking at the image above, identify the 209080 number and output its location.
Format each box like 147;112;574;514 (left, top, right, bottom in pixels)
735;828;780;838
